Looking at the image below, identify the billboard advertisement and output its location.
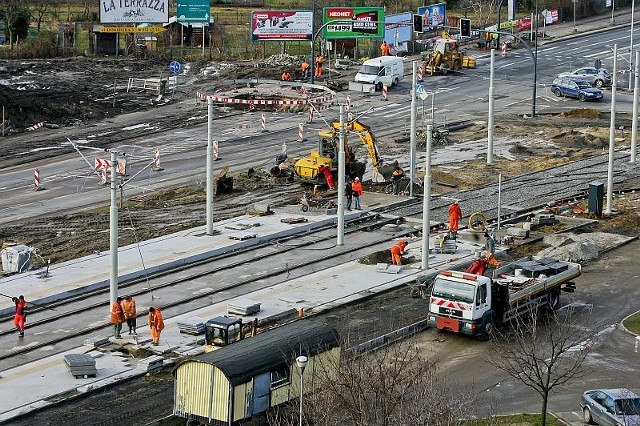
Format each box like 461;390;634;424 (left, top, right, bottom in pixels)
323;7;385;39
384;12;413;44
417;3;446;32
177;0;211;24
251;11;313;41
100;0;169;24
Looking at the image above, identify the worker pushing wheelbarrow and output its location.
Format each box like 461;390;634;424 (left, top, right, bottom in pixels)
300;191;337;212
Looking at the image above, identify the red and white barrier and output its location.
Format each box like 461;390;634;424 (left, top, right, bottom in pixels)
307;108;314;123
27;122;44;132
261;113;266;132
213;140;219;160
297;123;305;142
153;148;164;171
347;112;354;122
95;158;126;176
382;85;388;101
33;168;41;191
501;42;507;58
100;168;107;185
346;95;352;111
417;65;424;82
282;142;287;155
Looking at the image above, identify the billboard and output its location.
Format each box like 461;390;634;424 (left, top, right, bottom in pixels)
100;0;169;24
177;0;211;24
384;12;413;44
323;7;385;39
251;11;313;41
417;3;446;33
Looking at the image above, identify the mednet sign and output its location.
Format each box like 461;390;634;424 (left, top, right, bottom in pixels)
100;0;169;24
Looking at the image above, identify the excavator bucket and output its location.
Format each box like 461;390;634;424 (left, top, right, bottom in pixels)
214;165;234;195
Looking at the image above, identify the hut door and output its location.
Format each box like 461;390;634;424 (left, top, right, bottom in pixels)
249;373;270;415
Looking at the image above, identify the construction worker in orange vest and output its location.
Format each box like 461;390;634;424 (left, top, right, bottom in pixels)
301;60;310;79
281;71;292;81
314;54;324;78
448;200;462;234
110;296;125;339
148;307;165;346
390;240;408;265
380;40;390;56
123;295;137;335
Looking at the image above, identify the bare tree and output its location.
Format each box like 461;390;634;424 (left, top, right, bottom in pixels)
459;0;501;27
268;338;480;426
28;0;50;32
489;308;593;426
2;0;24;49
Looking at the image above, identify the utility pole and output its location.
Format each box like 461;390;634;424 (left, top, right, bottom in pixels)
629;0;635;90
337;105;345;246
606;44;617;215
487;48;495;165
409;61;418;196
421;125;433;270
206;99;214;235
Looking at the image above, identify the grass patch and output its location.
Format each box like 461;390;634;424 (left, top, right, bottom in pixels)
623;311;640;334
470;413;564;426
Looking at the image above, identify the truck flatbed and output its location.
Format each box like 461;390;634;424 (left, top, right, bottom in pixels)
492;256;581;305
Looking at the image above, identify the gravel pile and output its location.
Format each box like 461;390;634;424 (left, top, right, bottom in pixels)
263;53;302;67
537;232;631;262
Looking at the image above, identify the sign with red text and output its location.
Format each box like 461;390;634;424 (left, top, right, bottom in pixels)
323;7;385;39
100;0;169;24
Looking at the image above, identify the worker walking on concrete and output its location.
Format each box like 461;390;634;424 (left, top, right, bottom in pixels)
390;240;408;266
110;296;126;339
380;40;390;56
351;177;363;210
484;230;496;256
301;60;310;79
448;200;462;235
13;295;27;337
148;307;165;346
345;178;353;211
123;295;137;335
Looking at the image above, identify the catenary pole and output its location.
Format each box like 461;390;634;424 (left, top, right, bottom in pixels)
410;61;418;196
421;124;433;270
606;44;617;215
109;150;119;305
487;48;495;165
337;105;345;246
207;99;214;235
632;50;639;163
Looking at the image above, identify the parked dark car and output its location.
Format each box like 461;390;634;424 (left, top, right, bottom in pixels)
580;388;640;426
558;67;612;87
551;77;603;101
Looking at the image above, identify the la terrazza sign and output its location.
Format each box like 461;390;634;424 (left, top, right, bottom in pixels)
100;0;169;24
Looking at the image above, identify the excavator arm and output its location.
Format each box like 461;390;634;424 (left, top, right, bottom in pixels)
329;120;382;168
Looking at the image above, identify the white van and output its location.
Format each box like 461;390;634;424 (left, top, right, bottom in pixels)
354;56;405;91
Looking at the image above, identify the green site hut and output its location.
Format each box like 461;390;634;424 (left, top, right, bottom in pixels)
173;320;341;425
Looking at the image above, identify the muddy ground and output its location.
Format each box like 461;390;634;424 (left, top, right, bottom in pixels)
2;57;640;425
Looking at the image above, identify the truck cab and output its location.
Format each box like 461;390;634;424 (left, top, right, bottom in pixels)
428;270;494;339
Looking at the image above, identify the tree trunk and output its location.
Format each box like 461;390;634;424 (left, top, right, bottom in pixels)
541;390;549;426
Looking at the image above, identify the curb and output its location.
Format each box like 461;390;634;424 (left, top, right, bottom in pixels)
618;311;640;336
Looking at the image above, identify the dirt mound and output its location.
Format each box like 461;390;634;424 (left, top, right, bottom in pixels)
557;108;602;119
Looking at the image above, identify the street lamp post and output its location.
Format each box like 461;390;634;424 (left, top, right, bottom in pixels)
573;0;577;32
296;356;308;426
629;0;635;90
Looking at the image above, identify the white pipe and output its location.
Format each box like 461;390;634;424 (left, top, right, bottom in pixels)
488;48;495;165
410;61;418;196
632;50;639;163
207;99;214;235
606;44;617;215
337;105;345;246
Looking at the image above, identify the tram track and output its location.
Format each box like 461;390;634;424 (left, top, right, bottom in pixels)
0;211;414;368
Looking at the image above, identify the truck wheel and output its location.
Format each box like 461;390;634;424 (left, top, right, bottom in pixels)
453;60;461;71
478;313;495;341
392;78;399;86
376;82;383;91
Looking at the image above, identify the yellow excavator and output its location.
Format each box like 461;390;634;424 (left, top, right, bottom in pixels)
293;119;385;186
424;31;477;75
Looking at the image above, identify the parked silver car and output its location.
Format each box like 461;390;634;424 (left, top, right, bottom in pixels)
558;67;612;88
580;388;640;425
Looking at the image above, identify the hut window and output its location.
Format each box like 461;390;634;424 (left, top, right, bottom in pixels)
270;366;290;388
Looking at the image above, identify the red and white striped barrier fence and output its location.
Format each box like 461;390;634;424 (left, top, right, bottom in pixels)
261;113;266;132
27;122;44;132
382;85;388;101
308;108;314;123
33;168;42;191
95;158;126;176
100;168;107;185
282;142;287;155
297;123;305;142
213;140;219;160
153;148;164;171
347;112;354;122
417;65;424;82
501;42;507;59
346;95;352;111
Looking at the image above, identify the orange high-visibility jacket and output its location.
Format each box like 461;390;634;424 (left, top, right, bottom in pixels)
111;301;125;324
148;308;165;331
123;299;136;319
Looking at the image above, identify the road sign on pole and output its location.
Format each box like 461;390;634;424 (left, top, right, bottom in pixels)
177;0;211;23
169;61;182;74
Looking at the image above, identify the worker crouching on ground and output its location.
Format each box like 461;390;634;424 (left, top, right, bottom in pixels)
390;240;408;265
448;200;462;236
281;71;292;81
391;164;405;195
148;307;165;346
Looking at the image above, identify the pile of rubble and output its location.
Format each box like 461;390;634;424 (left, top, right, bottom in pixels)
261;53;303;68
537;232;632;262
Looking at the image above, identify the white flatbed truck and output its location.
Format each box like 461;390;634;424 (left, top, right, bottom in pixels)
427;256;581;340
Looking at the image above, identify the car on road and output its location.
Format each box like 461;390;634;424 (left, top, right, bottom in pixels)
551;77;603;101
558;67;612;87
580;388;640;425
